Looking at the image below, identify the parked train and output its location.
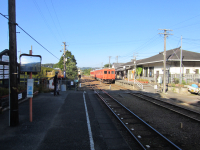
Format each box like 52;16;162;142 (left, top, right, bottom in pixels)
90;68;115;83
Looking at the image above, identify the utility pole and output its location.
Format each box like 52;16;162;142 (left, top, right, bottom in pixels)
109;56;111;68
159;29;173;93
18;49;21;61
29;46;32;122
180;36;182;84
9;0;19;126
62;42;66;78
133;54;137;84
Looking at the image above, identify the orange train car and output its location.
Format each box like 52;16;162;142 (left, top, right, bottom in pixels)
90;70;95;78
90;68;115;83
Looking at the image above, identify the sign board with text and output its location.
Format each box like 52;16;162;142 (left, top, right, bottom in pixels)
27;79;34;98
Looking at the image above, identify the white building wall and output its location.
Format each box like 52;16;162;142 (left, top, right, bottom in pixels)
170;67;200;74
141;62;200;75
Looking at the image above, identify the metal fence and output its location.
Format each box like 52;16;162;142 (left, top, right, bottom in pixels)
169;74;200;84
135;74;200;84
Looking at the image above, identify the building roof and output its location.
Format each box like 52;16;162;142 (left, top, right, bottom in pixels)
112;63;125;68
0;49;9;56
115;48;200;70
137;48;200;65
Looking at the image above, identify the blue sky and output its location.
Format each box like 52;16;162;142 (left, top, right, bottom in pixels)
1;0;200;68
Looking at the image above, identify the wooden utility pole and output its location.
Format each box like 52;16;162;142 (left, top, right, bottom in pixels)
62;42;66;78
29;46;32;122
159;29;173;93
9;0;19;126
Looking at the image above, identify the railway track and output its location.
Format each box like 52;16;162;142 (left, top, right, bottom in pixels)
81;77;200;149
92;86;181;149
129;92;200;122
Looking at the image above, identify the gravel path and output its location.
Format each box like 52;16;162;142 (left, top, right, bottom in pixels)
108;91;200;150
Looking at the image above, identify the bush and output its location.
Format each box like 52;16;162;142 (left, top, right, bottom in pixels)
174;78;179;84
0;87;9;97
18;84;26;92
34;84;52;93
182;80;186;85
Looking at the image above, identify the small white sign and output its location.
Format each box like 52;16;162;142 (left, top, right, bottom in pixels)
18;93;22;100
2;55;9;62
0;65;3;69
71;81;74;85
4;75;9;79
49;79;54;89
27;79;34;98
154;85;158;89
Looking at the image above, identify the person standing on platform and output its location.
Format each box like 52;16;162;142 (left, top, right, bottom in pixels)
53;72;59;96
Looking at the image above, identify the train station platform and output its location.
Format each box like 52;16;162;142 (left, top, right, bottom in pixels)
0;91;131;150
115;79;200;106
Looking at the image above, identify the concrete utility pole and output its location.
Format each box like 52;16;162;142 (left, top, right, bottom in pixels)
9;0;19;126
62;42;66;78
109;56;111;68
133;54;137;83
159;29;173;93
133;54;137;70
180;36;182;84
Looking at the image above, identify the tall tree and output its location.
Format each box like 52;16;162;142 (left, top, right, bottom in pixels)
57;50;78;79
104;64;109;68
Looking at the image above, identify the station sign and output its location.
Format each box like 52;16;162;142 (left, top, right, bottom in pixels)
27;79;34;98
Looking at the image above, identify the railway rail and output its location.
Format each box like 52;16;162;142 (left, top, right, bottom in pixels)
90;83;181;149
129;92;200;122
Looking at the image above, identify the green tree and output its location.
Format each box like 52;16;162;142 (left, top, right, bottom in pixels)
83;68;92;75
56;50;78;79
104;64;110;68
58;50;77;70
66;61;78;79
53;63;59;68
136;67;143;77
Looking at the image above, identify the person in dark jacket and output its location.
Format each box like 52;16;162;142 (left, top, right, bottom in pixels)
53;72;59;96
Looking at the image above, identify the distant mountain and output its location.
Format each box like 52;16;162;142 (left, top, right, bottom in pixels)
42;63;54;68
78;67;100;70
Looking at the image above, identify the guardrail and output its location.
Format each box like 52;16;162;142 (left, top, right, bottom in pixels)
134;79;143;90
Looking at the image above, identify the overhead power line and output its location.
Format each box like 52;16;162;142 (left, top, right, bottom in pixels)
0;12;59;60
32;0;60;43
44;0;63;41
50;0;67;41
